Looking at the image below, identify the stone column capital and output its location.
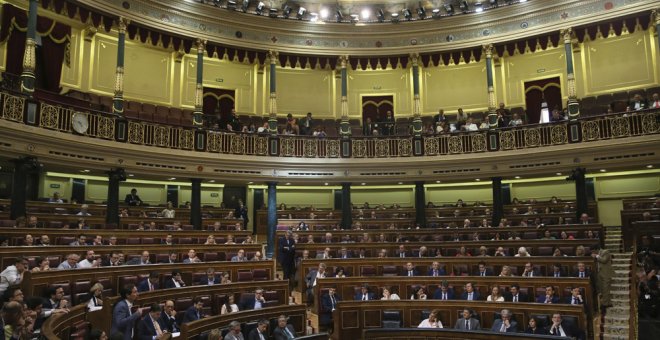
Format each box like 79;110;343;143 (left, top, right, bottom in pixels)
409;53;419;67
560;28;573;44
196;38;206;53
268;50;279;64
338;55;349;69
482;43;494;58
117;17;129;34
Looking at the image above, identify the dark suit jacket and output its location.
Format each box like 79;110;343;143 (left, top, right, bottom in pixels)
354;292;375;301
432;289;455;300
278;237;296;266
159;312;179;333
319;293;340;326
454;318;480;330
504;292;528;302
240;297;265;311
136;279;159;292
136;314;166;340
522;270;541;277
110;300;142;340
536;295;560;303
124;194;142;206
400;268;420;277
124;258;150;266
548;322;577;337
272;324;297;340
460;291;481;301
474;269;494;277
427;268;447;276
247;328;267;340
363;121;375;136
573;269;591;278
164;278;185;289
199;276;220;285
549;270;567;278
525;326;547;334
565;295;586;307
491;319;518;333
305;269;322;290
181;306;203;324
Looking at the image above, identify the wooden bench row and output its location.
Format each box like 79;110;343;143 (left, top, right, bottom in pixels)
2;214;244;230
20;259;276;298
299;258;596;302
332;301;587;340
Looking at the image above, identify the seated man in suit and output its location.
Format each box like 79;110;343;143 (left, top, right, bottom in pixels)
224;321;244;340
550;264;566;278
137;272;160;292
433;281;455;300
136;303;170;340
159;300;179;333
491;309;518;333
427;261;446;277
573;262;591;278
183;249;202;263
354;284;374;301
159;252;178;264
126;251;151;266
454;308;480;331
164;271;187;289
338;247;352;259
181;297;205;324
401;262;419;277
320;287;341;333
231;249;248;262
247;319;269;340
272;314;297;340
316;247;332;259
305;263;327;305
111;284;146;340
536;285;560;304
199;268;219;286
521;262;541;277
460;282;481;301
504;284;528;303
396;244;409;258
241;288;266;310
547;313;577;338
474;262;493;277
566;287;586;307
124;188;143;206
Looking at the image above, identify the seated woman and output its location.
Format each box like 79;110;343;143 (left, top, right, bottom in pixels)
204;234;217;245
23;234;34;246
220;272;232;284
487;286;505;302
224;235;236;245
381;287;400;301
334;266;347;278
220;295;239;315
525;317;545;334
410;287;428;300
31;257;50;272
87;283;104;311
499;265;514;277
418;309;443;328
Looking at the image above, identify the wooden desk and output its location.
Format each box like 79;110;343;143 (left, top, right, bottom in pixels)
19;214;244;229
1;228;253;246
180;304;308;339
41;304;87;340
96;280;289;334
333;301;586;340
1;244;263;269
363;328;569;340
622;220;660;253
314;276;593;315
20;258;275;297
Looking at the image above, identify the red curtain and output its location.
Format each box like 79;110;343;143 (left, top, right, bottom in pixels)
0;4;71;92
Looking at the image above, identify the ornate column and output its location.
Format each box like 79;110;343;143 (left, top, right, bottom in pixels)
340;183;353;229
491;177;503;227
410;53;423;136
190;178;202;230
268;50;279;135
338;55;351;137
19;0;39;95
106;168;126;225
266;182;278;258
113;17;129;116
414;181;426;227
653;10;660;52
192;39;206;127
9;157;40;220
562;28;580;120
484;44;498;127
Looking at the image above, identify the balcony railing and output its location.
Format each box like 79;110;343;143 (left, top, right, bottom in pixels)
1;90;658;159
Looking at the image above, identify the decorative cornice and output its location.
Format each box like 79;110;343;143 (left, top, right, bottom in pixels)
71;0;657;55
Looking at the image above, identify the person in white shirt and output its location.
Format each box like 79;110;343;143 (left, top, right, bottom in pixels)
418;309;443;328
87;283;104;311
487;286;505;302
381;287;400;300
515;247;531;257
76;204;92;216
509;113;523;127
0;257;27;296
463;118;479;132
161;202;175;218
78;250;100;268
220;295;240;315
548;313;575;337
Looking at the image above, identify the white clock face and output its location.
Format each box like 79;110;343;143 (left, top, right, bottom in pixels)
72;113;89;134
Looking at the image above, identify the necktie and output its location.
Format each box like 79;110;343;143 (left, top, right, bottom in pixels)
513;295;517;302
409;270;413;276
331;296;335;309
500;323;506;332
555;273;559;278
259;331;265;340
433;270;438;276
466;320;469;330
580;272;584;278
152;318;162;336
443;293;446;300
573;297;578;304
481;272;485;277
363;295;367;301
284;327;294;339
400;253;404;258
468;293;472;300
553;327;558;335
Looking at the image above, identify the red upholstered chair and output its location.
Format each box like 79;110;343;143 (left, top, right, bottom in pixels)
252;269;268;281
237;271;254;282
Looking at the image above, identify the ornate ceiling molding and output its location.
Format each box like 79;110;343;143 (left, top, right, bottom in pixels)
72;0;657;55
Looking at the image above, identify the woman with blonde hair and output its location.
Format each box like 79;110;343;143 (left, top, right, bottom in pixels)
87;283;104;310
487;286;504;302
499;265;514;277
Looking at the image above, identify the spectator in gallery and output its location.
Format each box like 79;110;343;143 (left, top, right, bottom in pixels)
124;188;143;206
161;202;175;218
77;204;92;216
509;113;523;127
48;192;64;203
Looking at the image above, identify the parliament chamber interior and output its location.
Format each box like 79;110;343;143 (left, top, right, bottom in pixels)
0;0;659;339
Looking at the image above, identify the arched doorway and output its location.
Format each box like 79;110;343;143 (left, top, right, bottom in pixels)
203;87;235;128
524;77;562;124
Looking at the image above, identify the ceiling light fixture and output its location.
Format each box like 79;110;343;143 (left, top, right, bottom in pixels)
377;9;385;22
296;7;306;19
556;172;562;176
646;165;654;168
320;8;329;19
403;8;412;21
599;169;607;172
361;9;370;20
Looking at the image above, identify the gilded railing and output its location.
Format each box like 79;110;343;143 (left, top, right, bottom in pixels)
0;91;658;159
